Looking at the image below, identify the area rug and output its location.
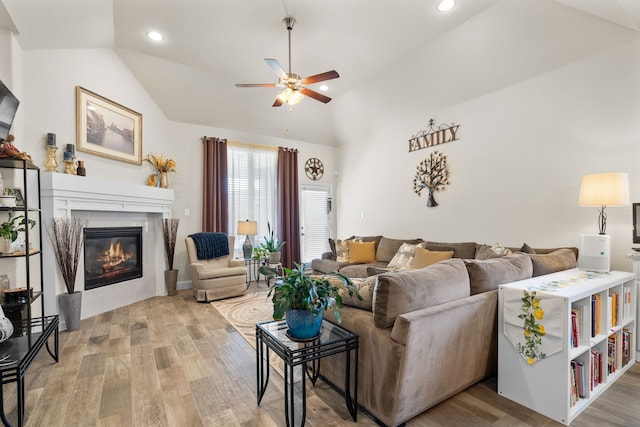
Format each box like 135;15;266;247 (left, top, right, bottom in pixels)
210;285;287;376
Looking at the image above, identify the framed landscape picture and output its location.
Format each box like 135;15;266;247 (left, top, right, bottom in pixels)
76;86;142;165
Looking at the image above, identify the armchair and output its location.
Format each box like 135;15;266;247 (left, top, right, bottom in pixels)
185;234;247;301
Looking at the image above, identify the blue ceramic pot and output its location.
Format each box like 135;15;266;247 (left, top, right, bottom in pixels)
286;308;323;339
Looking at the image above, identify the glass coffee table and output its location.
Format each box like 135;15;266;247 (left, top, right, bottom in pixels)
0;315;59;427
256;319;358;426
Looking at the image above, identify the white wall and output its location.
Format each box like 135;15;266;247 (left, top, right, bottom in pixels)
333;38;640;271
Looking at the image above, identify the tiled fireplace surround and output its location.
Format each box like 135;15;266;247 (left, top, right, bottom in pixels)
41;173;174;330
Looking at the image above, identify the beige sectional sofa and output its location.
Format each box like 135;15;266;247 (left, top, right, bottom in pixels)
314;236;578;426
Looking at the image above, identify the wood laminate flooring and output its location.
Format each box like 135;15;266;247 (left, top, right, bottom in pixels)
2;289;639;426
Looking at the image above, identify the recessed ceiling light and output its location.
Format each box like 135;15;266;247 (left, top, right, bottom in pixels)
146;31;164;42
319;85;328;91
437;0;456;12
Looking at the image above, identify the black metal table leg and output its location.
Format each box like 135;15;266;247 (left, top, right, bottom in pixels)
284;362;306;427
344;346;358;421
256;330;269;405
0;372;12;427
16;376;24;427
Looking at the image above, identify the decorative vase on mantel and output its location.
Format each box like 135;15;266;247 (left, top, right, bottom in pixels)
160;172;169;189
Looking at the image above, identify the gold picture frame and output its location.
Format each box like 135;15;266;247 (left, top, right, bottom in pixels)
76;86;142;165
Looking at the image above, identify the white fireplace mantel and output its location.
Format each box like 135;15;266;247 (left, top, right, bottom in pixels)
41;172;174;216
40;172;175;328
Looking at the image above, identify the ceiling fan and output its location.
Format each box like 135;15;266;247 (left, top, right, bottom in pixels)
235;17;339;107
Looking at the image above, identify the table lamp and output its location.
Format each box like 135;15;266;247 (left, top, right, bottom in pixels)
238;220;257;259
578;172;630;272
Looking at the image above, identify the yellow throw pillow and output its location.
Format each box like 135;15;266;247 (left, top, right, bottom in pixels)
411;247;454;269
347;241;377;264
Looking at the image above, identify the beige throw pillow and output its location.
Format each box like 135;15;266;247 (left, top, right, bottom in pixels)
411;247;454;269
335;239;349;262
387;242;422;270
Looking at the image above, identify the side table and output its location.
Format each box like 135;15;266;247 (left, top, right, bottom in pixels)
0;315;59;427
256;319;358;426
243;258;266;287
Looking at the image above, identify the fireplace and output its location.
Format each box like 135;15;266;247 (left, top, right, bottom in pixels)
84;227;143;290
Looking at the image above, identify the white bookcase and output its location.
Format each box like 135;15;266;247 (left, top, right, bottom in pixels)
498;268;636;425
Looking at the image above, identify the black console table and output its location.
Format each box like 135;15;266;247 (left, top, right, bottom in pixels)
0;316;59;427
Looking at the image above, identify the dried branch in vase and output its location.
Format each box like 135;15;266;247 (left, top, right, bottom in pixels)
162;218;179;270
48;218;86;294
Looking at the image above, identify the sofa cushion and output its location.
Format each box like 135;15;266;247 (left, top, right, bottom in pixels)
465;253;533;295
424;241;477;259
373;258;470;329
367;266;397;276
530;248;577;277
376;237;423;263
311;258;350;275
519;242;536;254
339;262;389;278
347;240;377;263
338;275;377;311
387;242;422;270
475;244;513;260
411;247;454;269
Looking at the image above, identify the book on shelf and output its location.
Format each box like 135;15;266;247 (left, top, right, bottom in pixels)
590;349;603;389
623;289;632;320
571;307;581;348
622;328;633;367
609;292;618;327
607;334;617;374
591;294;601;337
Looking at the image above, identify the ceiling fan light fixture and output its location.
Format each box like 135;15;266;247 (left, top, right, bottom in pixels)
277;88;303;105
288;90;303;105
437;0;456;12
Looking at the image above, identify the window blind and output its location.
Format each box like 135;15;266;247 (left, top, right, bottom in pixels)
228;144;278;257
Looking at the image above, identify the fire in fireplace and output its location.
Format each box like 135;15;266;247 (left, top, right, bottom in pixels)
84;227;143;290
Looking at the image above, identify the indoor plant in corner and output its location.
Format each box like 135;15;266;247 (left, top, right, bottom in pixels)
260;263;362;340
261;222;285;264
48;217;85;331
162;217;179;296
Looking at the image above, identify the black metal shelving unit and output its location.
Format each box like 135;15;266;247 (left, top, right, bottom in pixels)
0;157;45;326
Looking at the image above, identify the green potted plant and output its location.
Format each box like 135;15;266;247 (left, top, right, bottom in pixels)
0;211;35;254
260;222;285;263
259;263;362;339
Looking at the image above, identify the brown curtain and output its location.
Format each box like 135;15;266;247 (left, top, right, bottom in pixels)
202;136;228;233
277;147;300;269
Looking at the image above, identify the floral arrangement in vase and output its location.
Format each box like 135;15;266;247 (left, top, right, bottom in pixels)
144;153;176;188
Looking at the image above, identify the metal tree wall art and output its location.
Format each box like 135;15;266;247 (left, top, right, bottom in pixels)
413;150;450;207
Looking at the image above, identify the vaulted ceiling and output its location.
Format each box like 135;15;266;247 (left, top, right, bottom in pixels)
1;0;639;146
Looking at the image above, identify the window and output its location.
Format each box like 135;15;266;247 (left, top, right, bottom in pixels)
227;143;278;257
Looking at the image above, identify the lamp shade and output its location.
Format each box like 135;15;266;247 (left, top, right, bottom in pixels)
578;172;630;207
237;220;257;235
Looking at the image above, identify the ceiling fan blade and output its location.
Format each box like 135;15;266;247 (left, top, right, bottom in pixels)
301;70;340;85
265;58;288;80
300;88;332;103
235;83;277;87
272;97;284;107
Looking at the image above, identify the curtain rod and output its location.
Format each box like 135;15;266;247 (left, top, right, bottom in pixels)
228;140;279;152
